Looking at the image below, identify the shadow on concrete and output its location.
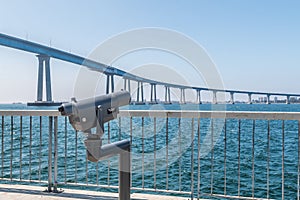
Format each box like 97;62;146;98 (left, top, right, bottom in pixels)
0;186;146;200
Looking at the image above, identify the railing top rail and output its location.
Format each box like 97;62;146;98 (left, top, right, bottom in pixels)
0;110;60;116
119;110;300;120
1;109;300;120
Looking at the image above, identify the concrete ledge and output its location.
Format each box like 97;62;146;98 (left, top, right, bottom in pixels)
0;184;193;200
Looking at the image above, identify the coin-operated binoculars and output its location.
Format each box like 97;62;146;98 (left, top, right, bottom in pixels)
58;90;131;161
58;90;131;200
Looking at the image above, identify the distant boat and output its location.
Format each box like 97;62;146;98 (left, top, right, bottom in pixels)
27;101;62;106
12;102;23;104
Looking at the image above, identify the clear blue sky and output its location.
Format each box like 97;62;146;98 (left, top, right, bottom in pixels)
0;0;299;103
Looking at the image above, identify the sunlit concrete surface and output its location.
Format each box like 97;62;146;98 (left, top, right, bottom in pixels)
0;184;197;200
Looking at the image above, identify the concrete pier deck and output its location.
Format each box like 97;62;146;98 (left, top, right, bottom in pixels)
0;184;194;200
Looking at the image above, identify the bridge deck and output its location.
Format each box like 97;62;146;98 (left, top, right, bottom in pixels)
0;184;196;200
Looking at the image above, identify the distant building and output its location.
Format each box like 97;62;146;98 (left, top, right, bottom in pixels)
258;97;264;103
290;97;297;103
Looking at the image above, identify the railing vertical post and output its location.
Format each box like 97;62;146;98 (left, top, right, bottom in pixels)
75;130;78;183
191;118;194;200
96;162;99;186
130;117;132;188
252;120;256;198
86;137;88;185
298;120;300;200
53;116;58;192
130;117;133;149
142;117;145;189
10;116;13;181
119;144;131;200
282;120;285;200
1;116;4;178
64;117;67;183
238;119;241;196
179;118;182;192
166;115;169;190
119;117;122;141
267;120;270;199
39;116;42;182
154;117;157;190
197;117;201;200
29;116;32;181
48;116;53;192
224;119;227;196
19;116;22;180
107;122;111;186
210;119;214;195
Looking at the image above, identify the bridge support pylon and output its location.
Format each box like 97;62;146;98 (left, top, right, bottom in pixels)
28;55;62;106
248;93;252;104
106;74;115;94
36;54;53;102
150;84;157;104
180;88;186;104
164;86;171;104
212;91;217;104
230;92;235;104
286;96;290;104
266;94;271;104
135;82;145;105
196;90;202;104
124;79;131;93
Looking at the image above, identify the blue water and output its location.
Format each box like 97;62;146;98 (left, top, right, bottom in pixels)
0;103;299;199
128;103;300;112
2;102;300;111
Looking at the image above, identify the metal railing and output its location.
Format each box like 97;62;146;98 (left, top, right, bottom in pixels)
0;109;300;199
0;111;59;190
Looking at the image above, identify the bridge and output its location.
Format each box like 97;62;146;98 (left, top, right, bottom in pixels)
1;33;300;200
0;32;299;105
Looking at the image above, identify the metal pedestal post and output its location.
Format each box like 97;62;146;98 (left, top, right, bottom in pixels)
119;146;131;200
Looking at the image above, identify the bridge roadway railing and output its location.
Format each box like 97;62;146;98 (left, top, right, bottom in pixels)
0;109;300;199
